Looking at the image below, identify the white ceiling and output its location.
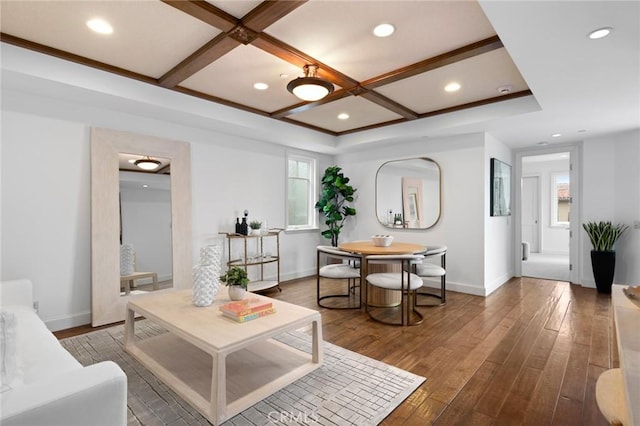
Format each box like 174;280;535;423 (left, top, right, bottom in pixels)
0;1;638;153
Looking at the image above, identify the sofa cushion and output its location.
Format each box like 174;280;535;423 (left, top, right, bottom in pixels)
2;306;80;386
1;311;22;392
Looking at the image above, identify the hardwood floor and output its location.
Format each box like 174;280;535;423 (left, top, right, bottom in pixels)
55;276;614;425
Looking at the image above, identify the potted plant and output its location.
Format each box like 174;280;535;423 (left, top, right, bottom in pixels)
583;221;629;293
220;266;249;300
315;166;357;247
249;220;262;236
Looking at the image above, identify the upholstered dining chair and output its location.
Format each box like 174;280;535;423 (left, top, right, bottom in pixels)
414;245;447;306
365;254;425;326
316;245;362;309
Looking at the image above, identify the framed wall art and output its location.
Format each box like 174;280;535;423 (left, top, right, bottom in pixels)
490;158;511;216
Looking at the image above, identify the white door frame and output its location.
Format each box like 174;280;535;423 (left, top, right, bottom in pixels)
514;143;581;283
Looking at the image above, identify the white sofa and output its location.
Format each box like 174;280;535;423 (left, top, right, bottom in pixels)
0;279;127;426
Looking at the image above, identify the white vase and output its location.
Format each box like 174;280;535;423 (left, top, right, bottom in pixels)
192;263;220;307
228;285;246;301
250;228;261;236
120;244;135;276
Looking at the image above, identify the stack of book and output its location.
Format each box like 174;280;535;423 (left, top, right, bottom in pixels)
219;298;276;323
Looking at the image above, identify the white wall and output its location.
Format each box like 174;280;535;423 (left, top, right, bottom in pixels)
522;157;571;255
581;129;640;286
337;133;492;295
484;134;514;294
1;104;332;330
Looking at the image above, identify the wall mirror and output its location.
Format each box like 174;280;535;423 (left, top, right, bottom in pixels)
375;158;441;229
91;128;192;326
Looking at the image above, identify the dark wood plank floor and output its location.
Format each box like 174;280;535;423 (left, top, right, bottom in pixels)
56;276;614;425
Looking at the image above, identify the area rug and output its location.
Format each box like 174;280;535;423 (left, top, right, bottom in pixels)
61;320;425;425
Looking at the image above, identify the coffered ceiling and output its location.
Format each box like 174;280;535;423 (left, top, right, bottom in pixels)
0;0;531;136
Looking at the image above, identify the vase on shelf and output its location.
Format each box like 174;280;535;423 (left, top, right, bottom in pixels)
228;285;246;301
120;244;135;276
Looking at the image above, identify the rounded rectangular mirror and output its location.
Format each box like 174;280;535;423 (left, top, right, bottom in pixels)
375;158;441;229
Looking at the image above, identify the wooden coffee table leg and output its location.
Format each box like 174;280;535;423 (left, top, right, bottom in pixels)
123;305;135;350
210;352;227;425
312;317;323;364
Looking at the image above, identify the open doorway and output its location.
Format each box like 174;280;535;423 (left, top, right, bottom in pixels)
519;151;572;281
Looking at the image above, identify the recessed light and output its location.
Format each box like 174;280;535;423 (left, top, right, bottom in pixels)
142;184;149;188
551;133;562;138
444;82;461;92
338;113;350;120
128;159;135;164
86;18;113;35
373;23;395;37
588;27;613;40
253;82;268;90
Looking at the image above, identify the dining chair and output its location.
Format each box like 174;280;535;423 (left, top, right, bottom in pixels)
414;245;447;306
316;245;362;309
365;254;425;326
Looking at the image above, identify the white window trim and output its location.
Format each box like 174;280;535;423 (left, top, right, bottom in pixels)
285;152;318;232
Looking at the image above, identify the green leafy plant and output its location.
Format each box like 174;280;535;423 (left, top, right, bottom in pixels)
315;166;357;247
583;221;628;252
220;267;249;289
249;220;262;230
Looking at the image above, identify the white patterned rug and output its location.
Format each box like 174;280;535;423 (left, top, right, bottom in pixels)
61;320;425;425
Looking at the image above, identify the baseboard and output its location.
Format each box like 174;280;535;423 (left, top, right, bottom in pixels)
419;278;486;296
44;310;91;332
542;250;570;256
484;272;513;296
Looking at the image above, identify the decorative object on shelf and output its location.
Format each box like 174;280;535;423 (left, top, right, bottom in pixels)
192;239;223;307
393;213;403;226
220;266;249;301
371;235;394;247
315;166;357;247
249;220;262;236
235;217;241;234
120;244;135;276
240;210;249;235
583;221;629;293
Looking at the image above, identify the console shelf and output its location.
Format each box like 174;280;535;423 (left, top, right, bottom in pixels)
220;230;282;293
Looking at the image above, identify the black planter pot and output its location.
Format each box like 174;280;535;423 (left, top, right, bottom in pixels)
590;250;616;294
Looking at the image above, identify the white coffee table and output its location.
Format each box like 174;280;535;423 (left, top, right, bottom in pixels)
123;289;323;425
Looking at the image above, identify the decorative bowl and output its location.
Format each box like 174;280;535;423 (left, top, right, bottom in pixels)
371;235;394;247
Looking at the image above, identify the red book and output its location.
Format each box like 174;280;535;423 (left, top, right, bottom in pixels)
219;298;273;317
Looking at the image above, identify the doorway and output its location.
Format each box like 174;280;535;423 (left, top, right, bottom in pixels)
516;146;580;283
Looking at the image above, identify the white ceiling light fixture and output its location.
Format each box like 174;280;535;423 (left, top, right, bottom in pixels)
86;18;113;35
588;27;613;39
287;64;334;102
444;82;461;92
373;23;395;37
551;133;562;138
134;156;161;171
338;113;350;120
253;82;268;90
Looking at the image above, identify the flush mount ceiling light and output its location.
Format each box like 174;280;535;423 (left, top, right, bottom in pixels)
444;82;461;92
588;27;613;39
134;156;161;171
287;64;334;102
86;18;113;35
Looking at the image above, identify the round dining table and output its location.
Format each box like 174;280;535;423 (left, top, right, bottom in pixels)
338;240;426;307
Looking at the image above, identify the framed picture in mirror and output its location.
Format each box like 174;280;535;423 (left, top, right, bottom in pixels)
490;158;511;216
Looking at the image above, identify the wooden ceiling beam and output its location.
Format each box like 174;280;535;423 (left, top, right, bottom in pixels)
159;34;240;88
359;90;419;120
159;1;307;88
362;35;504;89
160;1;238;31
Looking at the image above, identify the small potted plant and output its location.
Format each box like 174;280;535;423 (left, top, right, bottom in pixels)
249;220;262;236
583;221;628;293
220;266;249;300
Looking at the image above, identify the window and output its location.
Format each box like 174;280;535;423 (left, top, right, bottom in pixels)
286;154;317;230
551;172;570;227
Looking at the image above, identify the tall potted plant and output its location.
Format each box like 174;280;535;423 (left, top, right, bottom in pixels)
583;221;628;293
315;166;357;247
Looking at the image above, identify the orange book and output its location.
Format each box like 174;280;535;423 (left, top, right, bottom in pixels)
222;306;276;323
219;298;273;316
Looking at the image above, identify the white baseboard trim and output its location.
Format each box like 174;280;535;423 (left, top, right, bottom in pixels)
419;278;486;296
44;310;91;332
542;250;570;256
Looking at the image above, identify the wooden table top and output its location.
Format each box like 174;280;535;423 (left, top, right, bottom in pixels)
338;240;426;255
